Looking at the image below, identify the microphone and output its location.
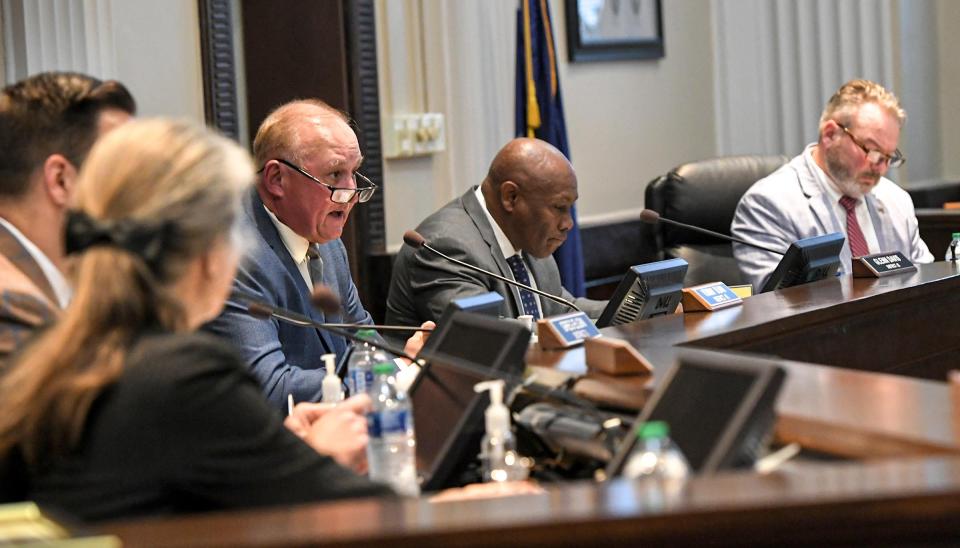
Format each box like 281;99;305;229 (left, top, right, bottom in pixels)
309;286;432;333
640;209;785;256
243;297;422;364
403;230;581;313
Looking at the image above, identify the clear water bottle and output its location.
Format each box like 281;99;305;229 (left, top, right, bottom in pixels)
366;362;420;496
945;232;960;262
346;331;390;396
622;421;690;482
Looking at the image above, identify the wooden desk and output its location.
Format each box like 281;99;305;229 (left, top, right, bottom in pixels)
102;457;960;547
97;263;960;545
533;263;960;457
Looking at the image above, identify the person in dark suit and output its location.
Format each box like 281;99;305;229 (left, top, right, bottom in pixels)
386;138;606;327
0;119;388;523
204;100;432;410
0;72;135;363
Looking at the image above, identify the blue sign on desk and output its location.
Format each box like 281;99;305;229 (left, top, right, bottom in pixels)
545;311;601;346
692;283;740;307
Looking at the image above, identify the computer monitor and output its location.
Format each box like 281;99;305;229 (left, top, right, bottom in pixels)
419;310;530;377
442;291;505;320
760;233;845;293
606;348;785;476
596;258;689;328
409;354;515;491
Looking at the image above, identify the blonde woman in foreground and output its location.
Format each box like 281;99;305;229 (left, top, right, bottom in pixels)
0;119;388;522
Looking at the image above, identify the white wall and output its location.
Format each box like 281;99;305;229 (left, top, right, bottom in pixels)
377;0;716;251
0;0;203;122
938;0;960;179
557;0;715;219
108;0;204;121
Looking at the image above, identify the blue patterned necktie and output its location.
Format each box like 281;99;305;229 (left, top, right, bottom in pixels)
506;254;540;319
306;244;324;288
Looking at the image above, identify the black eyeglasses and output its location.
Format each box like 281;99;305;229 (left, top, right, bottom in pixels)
837;124;905;168
267;158;377;204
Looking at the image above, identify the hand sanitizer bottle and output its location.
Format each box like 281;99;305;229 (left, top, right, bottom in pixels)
321;353;343;404
474;380;526;482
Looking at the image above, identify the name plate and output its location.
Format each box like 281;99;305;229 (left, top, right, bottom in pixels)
537;311;601;350
852;251;917;278
681;281;743;312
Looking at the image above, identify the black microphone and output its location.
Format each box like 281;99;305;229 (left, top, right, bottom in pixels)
242;297;423;364
640;209;785;256
403;230;581;313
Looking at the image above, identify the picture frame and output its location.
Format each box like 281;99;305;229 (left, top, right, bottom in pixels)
564;0;664;62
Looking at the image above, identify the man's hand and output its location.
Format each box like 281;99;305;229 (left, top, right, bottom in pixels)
403;320;436;359
284;394;372;473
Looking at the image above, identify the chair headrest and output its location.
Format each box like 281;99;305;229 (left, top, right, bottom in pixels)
647;155;789;245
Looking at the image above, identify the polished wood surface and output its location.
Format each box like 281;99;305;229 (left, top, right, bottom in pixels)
527;263;960;457
102;457;960;547
96;264;960;545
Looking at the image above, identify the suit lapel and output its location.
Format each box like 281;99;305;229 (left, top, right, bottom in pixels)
864;193;894;252
247;189;338;355
461;189;522;317
0;222;59;305
796;159;852;268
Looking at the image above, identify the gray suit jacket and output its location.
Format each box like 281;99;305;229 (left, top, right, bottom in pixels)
386;188;605;326
204;188;373;410
731;145;933;291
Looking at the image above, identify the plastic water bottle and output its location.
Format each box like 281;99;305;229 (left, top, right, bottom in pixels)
622;421;690;482
945;232;960;262
366;363;420;496
346;331;390;396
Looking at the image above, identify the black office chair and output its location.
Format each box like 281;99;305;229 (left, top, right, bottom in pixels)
642;155;789;287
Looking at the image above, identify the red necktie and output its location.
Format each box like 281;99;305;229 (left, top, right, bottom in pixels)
839;196;870;258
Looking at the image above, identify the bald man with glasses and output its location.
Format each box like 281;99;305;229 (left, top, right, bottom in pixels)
205;100;430;411
731;79;933;291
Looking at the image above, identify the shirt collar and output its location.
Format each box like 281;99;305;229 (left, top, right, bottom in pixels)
262;205;312;264
806;144;847;204
0;216;72;307
474;185;521;259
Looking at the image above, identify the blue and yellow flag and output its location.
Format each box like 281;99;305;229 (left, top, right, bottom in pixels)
516;0;584;297
515;0;585;297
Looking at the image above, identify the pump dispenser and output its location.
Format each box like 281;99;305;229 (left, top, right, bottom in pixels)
321;353;343;403
474;380;525;482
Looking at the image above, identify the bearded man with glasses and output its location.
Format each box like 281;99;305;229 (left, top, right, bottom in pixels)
731;79;933;291
205;100;431;412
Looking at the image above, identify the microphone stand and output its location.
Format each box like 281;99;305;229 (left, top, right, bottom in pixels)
242;298;424;365
405;231;581;313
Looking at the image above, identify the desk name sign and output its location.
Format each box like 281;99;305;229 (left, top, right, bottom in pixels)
681;281;743;312
537;311;601;350
852;251;916;278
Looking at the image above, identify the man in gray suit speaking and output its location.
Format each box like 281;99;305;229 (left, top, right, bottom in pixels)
731;79;933;291
387;138;605;327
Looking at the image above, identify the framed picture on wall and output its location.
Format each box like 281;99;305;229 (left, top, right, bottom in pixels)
565;0;664;62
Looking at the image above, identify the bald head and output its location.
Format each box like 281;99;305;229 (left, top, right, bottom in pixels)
252;100;350;168
481;138;578;258
253;99;364;244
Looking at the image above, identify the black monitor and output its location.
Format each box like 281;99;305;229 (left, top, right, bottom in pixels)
433;291;505;328
596;258;689;328
760;232;845;293
418;310;530;376
606;349;785;476
410;351;515;491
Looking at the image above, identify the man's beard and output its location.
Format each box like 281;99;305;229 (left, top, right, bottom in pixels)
824;148;880;199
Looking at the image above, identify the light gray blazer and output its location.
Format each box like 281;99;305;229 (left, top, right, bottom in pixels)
731;146;933;291
386;187;605;326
